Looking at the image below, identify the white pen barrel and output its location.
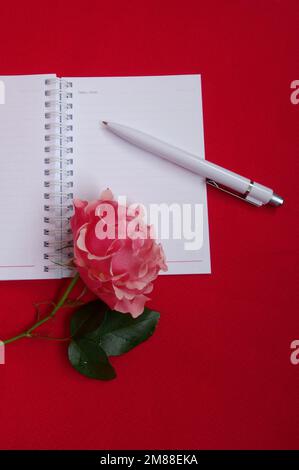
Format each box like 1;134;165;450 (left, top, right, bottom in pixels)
105;123;276;206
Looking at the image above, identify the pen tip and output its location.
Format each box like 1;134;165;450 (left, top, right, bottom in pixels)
102;121;108;125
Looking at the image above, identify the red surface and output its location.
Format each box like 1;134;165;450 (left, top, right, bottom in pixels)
0;0;298;450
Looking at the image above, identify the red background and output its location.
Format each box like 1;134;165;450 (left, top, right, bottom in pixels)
0;0;298;450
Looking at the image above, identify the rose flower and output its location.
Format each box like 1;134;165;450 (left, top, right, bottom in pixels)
71;189;167;317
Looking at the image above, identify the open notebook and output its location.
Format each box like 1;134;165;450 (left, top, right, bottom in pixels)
0;74;210;280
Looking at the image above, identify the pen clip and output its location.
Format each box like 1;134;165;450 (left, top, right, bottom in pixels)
206;179;257;205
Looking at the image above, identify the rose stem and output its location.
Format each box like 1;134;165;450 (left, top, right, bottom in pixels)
3;273;80;345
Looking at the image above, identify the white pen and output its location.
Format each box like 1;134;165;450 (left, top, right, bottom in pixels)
102;121;283;207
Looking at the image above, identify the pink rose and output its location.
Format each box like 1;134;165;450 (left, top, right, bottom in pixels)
71;189;167;317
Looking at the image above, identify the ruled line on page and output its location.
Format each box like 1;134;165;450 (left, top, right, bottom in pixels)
0;265;35;268
167;260;202;263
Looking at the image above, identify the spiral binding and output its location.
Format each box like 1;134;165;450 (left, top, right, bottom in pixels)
44;78;74;273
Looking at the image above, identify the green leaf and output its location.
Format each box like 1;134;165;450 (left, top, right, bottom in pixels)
70;300;109;338
68;300;116;380
68;338;116;380
96;308;160;356
68;300;160;380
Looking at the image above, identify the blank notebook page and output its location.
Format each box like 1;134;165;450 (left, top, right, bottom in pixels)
67;75;211;274
0;74;56;280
